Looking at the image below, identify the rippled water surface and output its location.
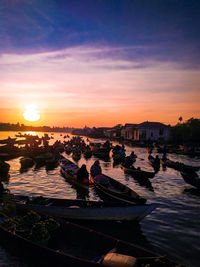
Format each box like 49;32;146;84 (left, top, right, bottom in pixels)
0;131;200;266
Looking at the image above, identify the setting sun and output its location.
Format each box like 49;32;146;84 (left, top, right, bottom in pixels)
23;104;40;122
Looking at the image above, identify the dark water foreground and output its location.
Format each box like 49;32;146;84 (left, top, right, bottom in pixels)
0;131;200;266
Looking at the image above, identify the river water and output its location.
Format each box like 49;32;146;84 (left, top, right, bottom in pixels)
0;131;200;266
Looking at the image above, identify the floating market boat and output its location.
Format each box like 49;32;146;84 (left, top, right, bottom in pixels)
60;156;89;190
161;159;200;173
122;166;155;180
0;212;184;267
90;174;147;205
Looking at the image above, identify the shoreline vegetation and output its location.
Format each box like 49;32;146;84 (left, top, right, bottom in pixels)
0;122;72;133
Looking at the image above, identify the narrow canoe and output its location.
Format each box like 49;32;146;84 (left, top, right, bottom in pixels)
161;159;200;173
60;157;89;190
122;166;155;179
90;174;147;205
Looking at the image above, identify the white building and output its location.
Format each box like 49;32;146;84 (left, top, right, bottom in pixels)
121;121;171;142
137;121;170;141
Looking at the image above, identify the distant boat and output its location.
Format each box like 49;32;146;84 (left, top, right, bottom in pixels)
0;137;16;144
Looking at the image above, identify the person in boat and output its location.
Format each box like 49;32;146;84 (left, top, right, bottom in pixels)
123;152;136;168
123;157;133;168
162;151;167;161
90;160;102;177
130;151;136;158
154;155;160;165
103;140;111;149
118;149;126;157
77;164;89;183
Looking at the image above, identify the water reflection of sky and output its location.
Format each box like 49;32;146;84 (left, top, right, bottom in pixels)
1;131;200;267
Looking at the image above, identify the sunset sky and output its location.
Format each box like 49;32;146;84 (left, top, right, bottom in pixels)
0;0;200;127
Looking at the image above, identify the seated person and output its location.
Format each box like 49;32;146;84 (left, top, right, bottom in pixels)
90;160;102;177
154;155;160;164
77;164;89;183
123;156;134;168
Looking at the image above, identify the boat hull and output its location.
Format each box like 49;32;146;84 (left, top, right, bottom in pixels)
18;202;157;222
0;213;183;267
12;195;157;222
181;172;200;189
122;166;155;179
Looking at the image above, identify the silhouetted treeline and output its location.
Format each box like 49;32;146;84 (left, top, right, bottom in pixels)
171;118;200;145
0;122;73;133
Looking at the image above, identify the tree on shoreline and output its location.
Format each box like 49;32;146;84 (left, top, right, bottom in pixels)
171;118;200;145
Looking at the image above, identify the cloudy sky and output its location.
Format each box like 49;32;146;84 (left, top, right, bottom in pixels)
0;0;199;127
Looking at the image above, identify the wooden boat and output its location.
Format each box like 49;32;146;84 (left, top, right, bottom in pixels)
90;174;147;205
60;157;89;190
0;137;16;144
0;161;10;175
113;154;125;164
83;150;92;159
0;212;183;267
65;145;72;154
181;172;200;189
11;195;158;222
20;157;35;169
93;148;110;159
161;159;200;173
72;152;81;161
122;166;155;179
90;142;111;159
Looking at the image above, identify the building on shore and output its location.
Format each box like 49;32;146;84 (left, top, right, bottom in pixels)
120;121;171;142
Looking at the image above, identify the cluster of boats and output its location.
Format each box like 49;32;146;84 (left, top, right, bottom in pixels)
64;138;111;162
0;158;184;267
148;154;200;189
159;158;200;189
60;155;148;207
1;134;199;266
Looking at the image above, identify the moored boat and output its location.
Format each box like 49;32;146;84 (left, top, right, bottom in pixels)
0;212;184;267
83;150;92;159
20;157;35;169
72;152;81;161
11;195;158;222
0;137;16;144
